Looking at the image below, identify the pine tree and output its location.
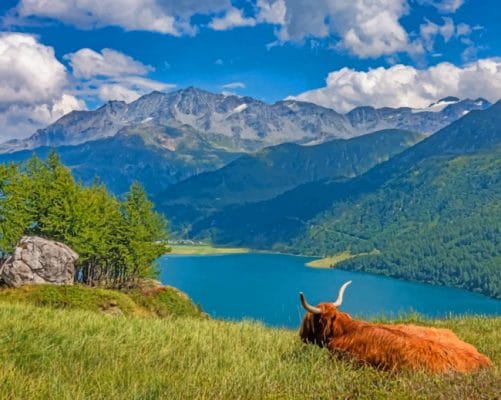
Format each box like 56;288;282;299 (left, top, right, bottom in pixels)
122;181;168;283
1;152;169;287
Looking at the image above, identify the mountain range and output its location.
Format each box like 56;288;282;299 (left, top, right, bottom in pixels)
0;88;490;154
0;88;499;298
0;88;490;196
155;129;424;232
188;102;501;298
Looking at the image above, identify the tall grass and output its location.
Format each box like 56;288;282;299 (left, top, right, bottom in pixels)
0;302;499;399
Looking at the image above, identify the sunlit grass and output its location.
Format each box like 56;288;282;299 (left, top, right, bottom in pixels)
0;284;203;319
0;300;499;399
168;244;249;255
306;249;380;268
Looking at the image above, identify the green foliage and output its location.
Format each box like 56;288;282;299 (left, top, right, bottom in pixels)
126;286;203;318
0;302;499;399
0;150;169;286
195;104;501;299
122;182;168;279
0;163;32;260
293;151;501;299
157;129;423;234
0;127;243;196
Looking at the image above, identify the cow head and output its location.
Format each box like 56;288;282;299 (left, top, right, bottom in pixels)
299;281;352;347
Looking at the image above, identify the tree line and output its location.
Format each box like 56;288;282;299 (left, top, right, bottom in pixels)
0;150;168;287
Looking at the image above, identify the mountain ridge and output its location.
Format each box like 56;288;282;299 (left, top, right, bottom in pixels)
189;101;501;246
156;129;424;232
187;102;501;298
0;87;491;154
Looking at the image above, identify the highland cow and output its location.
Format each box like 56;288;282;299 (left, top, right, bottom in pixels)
299;281;492;373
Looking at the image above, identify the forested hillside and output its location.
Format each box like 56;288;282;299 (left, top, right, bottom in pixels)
157;129;423;233
293;150;501;298
0;126;243;196
192;103;501;298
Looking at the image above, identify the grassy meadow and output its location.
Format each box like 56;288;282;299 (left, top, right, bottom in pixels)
306;250;380;268
0;284;203;319
0;288;499;400
168;244;249;255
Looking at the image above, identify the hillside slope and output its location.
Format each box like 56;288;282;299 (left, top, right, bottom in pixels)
157;129;423;231
192;102;501;298
0;302;499;399
0;126;242;195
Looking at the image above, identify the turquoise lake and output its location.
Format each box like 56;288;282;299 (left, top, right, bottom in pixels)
159;253;501;328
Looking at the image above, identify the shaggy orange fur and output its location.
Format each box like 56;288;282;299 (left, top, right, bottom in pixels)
300;304;492;373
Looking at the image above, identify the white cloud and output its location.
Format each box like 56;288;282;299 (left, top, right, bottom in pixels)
0;32;84;141
289;58;501;112
419;18;456;51
456;22;471;36
14;0;231;35
95;77;175;102
209;7;256;31
0;34;175;141
418;18;474;58
418;0;465;13
221;82;246;89
268;0;414;58
256;0;286;24
17;0;177;34
8;0;473;60
64;47;175;103
64;48;153;79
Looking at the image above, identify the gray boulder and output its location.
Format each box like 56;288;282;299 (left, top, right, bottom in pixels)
0;236;78;287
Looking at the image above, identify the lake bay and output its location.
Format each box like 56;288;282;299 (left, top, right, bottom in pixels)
159;253;501;328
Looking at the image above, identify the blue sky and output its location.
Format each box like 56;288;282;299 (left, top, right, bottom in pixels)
0;0;500;140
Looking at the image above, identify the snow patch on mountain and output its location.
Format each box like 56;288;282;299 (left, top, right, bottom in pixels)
0;89;492;154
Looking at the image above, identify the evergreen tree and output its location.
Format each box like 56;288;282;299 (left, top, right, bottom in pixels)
0;152;169;287
122;181;168;282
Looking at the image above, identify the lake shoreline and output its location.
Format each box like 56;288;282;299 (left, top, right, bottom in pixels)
167;244;320;260
168;244;250;255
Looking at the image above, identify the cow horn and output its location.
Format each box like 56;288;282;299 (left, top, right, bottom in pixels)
332;280;352;307
300;292;321;314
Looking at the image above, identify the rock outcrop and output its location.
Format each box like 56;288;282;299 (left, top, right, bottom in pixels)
0;236;78;287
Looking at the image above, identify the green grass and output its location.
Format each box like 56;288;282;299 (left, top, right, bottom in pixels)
168;244;249;255
0;284;204;319
126;286;204;318
0;300;499;399
306;249;380;268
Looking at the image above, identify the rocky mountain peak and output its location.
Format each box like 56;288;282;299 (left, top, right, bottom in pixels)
0;88;493;154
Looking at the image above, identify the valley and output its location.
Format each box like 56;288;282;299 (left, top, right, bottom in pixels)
0;89;499;300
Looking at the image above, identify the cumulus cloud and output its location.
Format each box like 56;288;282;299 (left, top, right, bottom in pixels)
262;0;414;58
14;0;231;35
221;82;246;89
16;0;177;34
290;58;501;112
209;7;256;31
64;48;153;79
0;34;176;141
0;32;84;141
8;0;475;60
65;48;174;103
256;0;286;24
